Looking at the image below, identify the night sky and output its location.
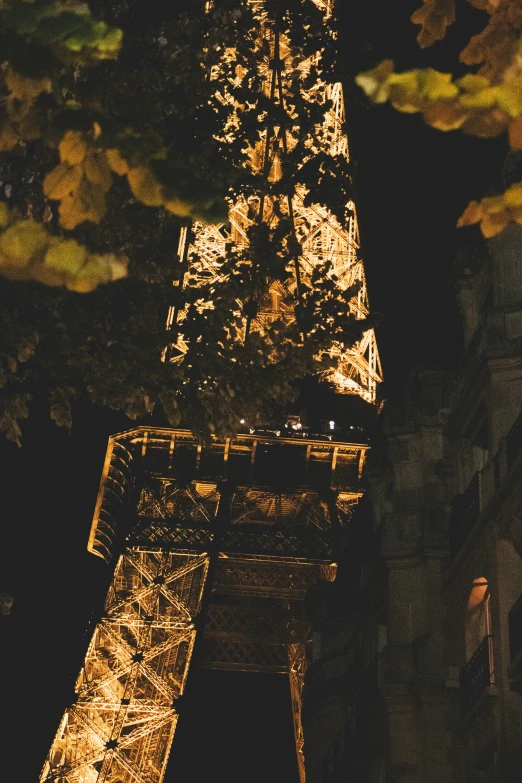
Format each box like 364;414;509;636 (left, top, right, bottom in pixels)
0;1;508;780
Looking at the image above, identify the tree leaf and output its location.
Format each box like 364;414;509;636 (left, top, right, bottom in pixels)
480;210;509;237
59;130;88;165
49;389;73;429
164;197;193;218
459;85;498;110
5;68;51;100
424;101;468;130
44;239;87;275
64;20;123;59
482;194;506;213
457;200;482;227
0;221;48;267
66;254;112;292
58;178;107;228
456;74;491;93
411;0;455;48
0;120;19;152
0;203;10;229
419;68;459;100
127;166;164;207
496;79;522;117
355;60;394;104
106;147;129;175
504;182;522;207
460;108;508;137
510;206;522;224
43;162;83;200
83;151;113;192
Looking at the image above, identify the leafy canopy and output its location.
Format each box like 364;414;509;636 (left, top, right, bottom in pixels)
0;0;229;289
0;0;367;443
355;0;522;238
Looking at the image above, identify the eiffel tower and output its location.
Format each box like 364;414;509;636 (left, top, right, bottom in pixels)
40;2;381;782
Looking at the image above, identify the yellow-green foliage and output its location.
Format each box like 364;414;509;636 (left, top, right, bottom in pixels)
0;203;127;291
356;0;522;237
0;0;227;288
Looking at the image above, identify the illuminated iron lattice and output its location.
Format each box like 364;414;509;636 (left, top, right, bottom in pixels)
41;0;378;779
42;427;366;783
40;547;209;783
230;488;330;529
166;0;382;404
289;643;308;783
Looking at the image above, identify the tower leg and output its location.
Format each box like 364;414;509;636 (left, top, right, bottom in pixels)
288;642;307;783
40;547;209;783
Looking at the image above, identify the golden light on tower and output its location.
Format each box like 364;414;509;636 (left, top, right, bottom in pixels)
40;3;381;783
166;0;382;402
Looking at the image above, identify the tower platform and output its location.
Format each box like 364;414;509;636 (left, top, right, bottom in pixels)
40;427;367;783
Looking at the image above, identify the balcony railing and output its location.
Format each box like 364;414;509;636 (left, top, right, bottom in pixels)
460;635;494;717
506;410;522;469
449;471;481;555
509;593;522;662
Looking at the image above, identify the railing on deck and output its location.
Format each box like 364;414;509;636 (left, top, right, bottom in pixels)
449;472;481;555
460;635;494;717
509;592;522;662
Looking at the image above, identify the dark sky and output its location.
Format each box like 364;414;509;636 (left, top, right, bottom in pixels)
341;0;507;400
0;1;508;780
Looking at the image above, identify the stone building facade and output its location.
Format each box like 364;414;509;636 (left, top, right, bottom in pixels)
302;226;522;782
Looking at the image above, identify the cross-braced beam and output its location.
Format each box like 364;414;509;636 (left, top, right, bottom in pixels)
289;643;308;783
167;0;382;404
40;549;209;783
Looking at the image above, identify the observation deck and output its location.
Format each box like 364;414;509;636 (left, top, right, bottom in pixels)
88;426;368;673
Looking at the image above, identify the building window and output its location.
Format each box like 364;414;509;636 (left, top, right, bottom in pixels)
460;577;495;716
466;577;492;661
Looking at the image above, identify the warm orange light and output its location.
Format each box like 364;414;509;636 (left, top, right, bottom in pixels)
166;0;382;404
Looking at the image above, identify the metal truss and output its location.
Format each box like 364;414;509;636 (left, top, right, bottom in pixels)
221;528;335;560
87;428;368;564
138;480;220;526
230;488;330;530
45;430;367;782
41;2;378;780
40;548;209;783
201;638;289;673
167;0;382;403
205;600;290;641
214;555;331;599
289;643;308;783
